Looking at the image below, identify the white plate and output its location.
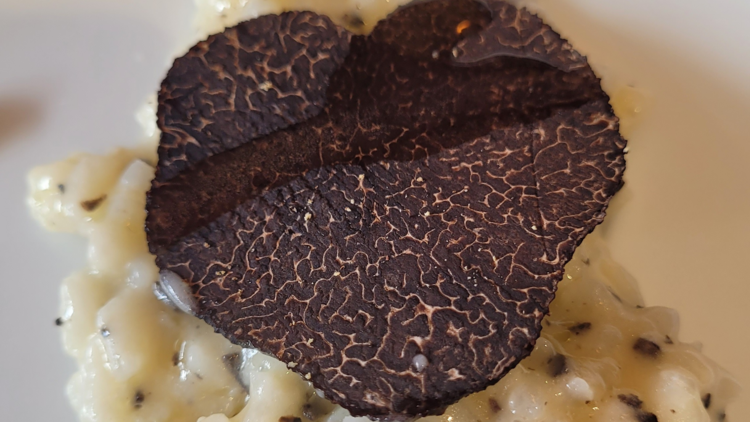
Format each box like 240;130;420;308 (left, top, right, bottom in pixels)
0;0;747;420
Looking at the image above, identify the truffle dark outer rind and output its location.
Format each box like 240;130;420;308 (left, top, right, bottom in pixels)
453;0;587;71
146;0;627;419
153;11;351;184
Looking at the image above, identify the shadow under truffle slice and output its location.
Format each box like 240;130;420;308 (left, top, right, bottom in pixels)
146;0;627;420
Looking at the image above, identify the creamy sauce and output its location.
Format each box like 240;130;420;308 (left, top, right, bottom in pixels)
26;1;739;422
28;145;739;422
193;0;414;38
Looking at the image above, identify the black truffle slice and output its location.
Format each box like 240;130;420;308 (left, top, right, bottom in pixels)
453;0;587;71
153;11;351;184
146;0;626;419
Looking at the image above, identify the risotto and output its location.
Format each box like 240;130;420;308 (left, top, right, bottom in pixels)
27;1;739;421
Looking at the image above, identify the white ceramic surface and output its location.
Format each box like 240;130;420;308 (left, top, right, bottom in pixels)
0;0;747;421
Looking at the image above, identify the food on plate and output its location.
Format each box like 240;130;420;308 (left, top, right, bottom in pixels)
27;0;739;421
147;0;626;419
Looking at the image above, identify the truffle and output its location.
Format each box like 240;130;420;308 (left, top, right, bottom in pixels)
547;354;568;378
618;393;644;409
146;0;626;419
633;338;661;358
618;393;659;422
133;390;145;409
569;322;592;335
488;397;501;414
80;195;106;212
638;411;659;422
222;352;249;391
152;11;351;185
